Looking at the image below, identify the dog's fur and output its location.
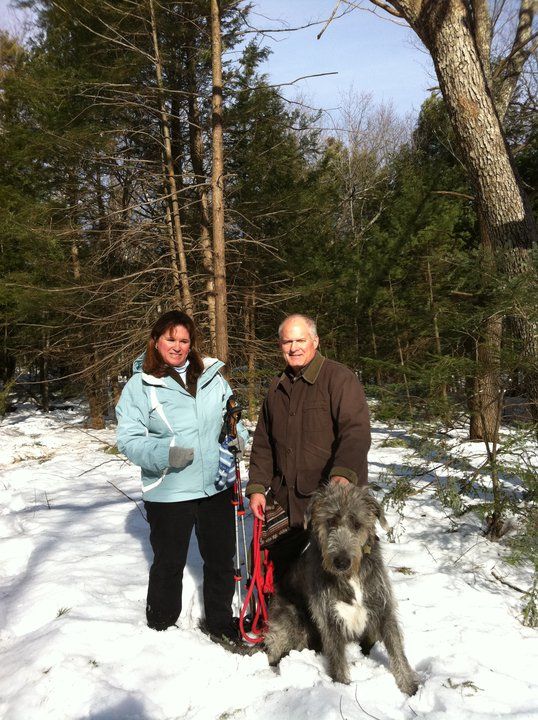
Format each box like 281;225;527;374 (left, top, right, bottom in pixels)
264;484;419;695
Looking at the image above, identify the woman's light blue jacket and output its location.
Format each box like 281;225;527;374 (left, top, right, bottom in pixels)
116;355;248;502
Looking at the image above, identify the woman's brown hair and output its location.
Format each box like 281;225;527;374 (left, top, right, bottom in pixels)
143;311;204;390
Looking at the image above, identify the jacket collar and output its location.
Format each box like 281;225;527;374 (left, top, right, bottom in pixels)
301;351;325;384
141;357;224;389
279;351;325;386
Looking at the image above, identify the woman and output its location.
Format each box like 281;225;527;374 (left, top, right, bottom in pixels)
116;311;248;641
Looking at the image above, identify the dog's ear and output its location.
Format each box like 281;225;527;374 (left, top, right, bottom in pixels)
306;487;327;528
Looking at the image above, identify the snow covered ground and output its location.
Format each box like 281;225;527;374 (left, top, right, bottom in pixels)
0;403;536;720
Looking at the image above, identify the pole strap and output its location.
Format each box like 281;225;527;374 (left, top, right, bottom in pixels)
239;517;271;644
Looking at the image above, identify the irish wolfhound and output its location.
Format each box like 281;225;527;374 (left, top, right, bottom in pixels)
264;484;419;695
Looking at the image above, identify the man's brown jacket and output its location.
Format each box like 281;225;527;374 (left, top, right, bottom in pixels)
246;352;371;526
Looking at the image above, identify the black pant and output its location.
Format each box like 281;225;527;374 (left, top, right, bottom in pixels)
268;527;310;586
144;488;235;633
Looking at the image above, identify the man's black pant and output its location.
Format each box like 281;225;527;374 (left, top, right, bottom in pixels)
268;526;310;586
144;488;235;633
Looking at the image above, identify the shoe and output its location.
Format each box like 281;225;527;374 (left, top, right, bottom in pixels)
148;622;178;632
200;618;258;655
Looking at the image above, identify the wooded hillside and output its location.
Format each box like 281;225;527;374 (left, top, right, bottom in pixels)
1;1;536;444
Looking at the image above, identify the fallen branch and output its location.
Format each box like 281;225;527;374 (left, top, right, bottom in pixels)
491;568;525;594
77;458;122;476
105;479;147;522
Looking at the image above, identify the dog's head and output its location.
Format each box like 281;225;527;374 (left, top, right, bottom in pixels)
308;484;388;576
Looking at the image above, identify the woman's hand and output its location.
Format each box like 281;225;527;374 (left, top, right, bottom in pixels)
249;492;266;520
168;446;194;468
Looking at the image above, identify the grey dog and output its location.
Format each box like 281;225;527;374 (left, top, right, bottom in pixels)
264;484;419;695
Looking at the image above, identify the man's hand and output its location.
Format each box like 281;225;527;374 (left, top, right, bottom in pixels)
330;475;351;488
249;492;266;520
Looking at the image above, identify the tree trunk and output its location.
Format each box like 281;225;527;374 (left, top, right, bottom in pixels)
368;309;382;386
71;240;81;280
404;1;537;251
389;276;412;414
39;330;50;412
185;24;217;352
387;0;538;422
210;0;228;364
1;318;15;385
163;181;183;307
86;348;105;429
425;258;447;402
469;211;503;440
469;313;503;440
245;287;257;419
149;0;193;314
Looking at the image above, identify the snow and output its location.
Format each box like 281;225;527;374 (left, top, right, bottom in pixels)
0;404;537;720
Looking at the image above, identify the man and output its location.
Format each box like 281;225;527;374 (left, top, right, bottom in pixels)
246;314;371;576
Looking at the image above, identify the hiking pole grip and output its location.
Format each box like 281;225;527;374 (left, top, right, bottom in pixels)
226;396;242;439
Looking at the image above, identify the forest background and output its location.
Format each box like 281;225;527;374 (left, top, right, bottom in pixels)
0;1;537;609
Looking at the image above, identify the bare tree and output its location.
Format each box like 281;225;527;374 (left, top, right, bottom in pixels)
185;7;217;353
210;0;229;364
468;0;537;441
148;0;192;313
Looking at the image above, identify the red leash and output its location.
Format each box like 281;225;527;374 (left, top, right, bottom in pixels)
239;517;272;644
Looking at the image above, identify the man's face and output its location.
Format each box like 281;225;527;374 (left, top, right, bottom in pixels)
279;318;319;373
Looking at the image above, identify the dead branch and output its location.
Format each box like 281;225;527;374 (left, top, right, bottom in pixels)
491;568;526;593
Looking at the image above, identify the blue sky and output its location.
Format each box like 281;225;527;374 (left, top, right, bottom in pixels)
0;0;434;118
246;1;434;118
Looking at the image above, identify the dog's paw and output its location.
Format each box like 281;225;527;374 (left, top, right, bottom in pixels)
265;648;282;667
398;673;419;696
335;676;351;685
331;670;351;685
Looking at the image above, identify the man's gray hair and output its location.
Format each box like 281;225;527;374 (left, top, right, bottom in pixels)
278;314;318;340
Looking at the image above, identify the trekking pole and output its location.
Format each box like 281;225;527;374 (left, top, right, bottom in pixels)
225;396;253;621
226;397;250;564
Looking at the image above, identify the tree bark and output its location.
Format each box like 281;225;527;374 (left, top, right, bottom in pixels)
210;0;228;364
425;259;447;402
395;0;536;252
469;211;504;440
245;287;257;419
86;348;105;430
39;330;50;412
368;309;382;386
493;0;536;120
389;275;412;413
185;20;217;352
149;0;193;314
382;0;538;423
163;186;183;307
472;0;536;434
